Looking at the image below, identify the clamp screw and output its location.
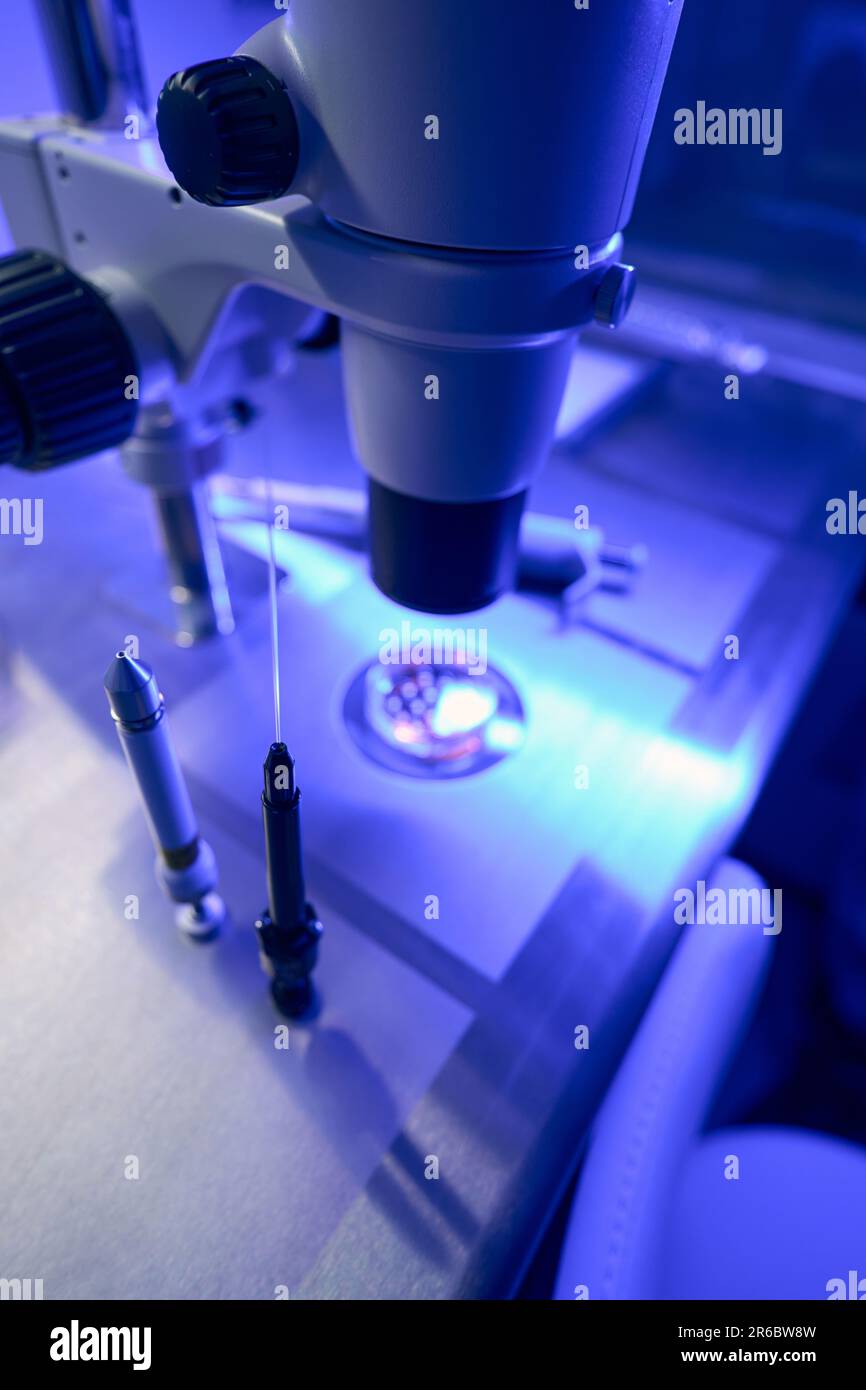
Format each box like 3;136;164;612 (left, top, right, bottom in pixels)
593;263;637;329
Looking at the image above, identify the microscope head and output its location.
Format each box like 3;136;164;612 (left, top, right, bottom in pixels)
157;0;683;613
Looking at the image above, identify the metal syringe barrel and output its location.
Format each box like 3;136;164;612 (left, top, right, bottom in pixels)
105;652;197;851
104;651;224;936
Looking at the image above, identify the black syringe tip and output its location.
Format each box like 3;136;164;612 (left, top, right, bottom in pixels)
263;741;296;803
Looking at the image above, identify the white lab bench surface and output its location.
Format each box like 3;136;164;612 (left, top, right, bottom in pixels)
1;350;863;1298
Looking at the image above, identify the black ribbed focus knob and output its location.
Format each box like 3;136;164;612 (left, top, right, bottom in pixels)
157;55;300;207
0;250;139;471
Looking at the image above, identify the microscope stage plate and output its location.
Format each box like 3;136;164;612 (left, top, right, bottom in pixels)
170;537;691;983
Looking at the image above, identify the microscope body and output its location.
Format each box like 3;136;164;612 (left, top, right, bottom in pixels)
0;0;683;615
230;0;684;611
243;2;677;250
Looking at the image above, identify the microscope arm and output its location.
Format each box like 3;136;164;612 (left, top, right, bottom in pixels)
0;121;319;403
0;119;321;640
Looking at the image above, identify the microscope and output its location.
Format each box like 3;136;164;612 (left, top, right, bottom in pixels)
0;1;683;1010
0;0;683;621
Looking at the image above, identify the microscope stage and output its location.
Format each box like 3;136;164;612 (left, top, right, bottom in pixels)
170;538;691;983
